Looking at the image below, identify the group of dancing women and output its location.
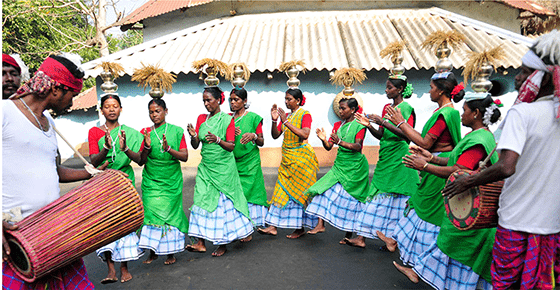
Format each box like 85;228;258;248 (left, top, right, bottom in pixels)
88;69;503;289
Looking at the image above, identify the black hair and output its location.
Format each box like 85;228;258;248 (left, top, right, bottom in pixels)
148;98;167;110
339;97;359;112
50;55;84;79
432;72;465;102
388;78;406;94
465;95;501;124
230;88;247;101
204;86;224;102
286;88;304;105
101;94;122;107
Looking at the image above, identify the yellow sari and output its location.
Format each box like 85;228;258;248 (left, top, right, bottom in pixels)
270;108;319;208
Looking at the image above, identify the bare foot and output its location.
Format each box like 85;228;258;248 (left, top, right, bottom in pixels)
240;235;252;243
101;271;118;284
186;240;207;253
377;231;397;252
143;251;158;264
120;262;132;283
257;226;277;236
393;261;419;283
286;228;305;239
307;225;325;235
345;236;366;248
164;255;176;265
212;245;227;257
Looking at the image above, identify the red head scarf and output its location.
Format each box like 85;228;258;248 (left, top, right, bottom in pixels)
38;57;83;92
2;54;20;73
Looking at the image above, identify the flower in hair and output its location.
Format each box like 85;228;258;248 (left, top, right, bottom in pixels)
220;92;225;104
451;82;465;97
494;99;504;107
356;105;363;114
301;94;306;106
483;103;499;126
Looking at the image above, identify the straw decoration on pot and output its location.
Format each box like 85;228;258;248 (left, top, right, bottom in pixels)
96;61;125;79
96;61;125;94
422;30;466;73
330;67;366;118
462;46;506;87
131;63;176;98
193;58;232;87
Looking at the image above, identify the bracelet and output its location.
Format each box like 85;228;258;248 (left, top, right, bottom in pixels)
190;133;198;139
253;133;258;141
422;163;429;171
272;119;278;123
123;146;129;153
165;146;171;152
283;120;289;125
381;119;387;126
396;121;405;128
429;154;434;162
144;145;151;150
216;136;221;144
103;144;110;150
337;139;341;145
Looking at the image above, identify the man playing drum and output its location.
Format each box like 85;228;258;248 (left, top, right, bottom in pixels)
2;54;104;289
443;30;560;290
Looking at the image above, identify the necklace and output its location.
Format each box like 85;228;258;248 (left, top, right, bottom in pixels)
152;123;168;153
439;102;453;110
234;110;247;125
104;123;121;162
20;98;49;133
338;119;353;140
205;112;223;132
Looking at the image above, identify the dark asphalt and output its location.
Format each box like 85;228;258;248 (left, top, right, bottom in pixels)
59;160;430;289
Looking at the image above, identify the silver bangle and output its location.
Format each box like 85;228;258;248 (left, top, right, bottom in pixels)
165;146;171;152
123;146;129;153
253;133;258;141
144;145;151;150
216;136;221;144
103;144;110;150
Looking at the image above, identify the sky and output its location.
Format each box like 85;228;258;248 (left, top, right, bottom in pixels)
106;0;149;35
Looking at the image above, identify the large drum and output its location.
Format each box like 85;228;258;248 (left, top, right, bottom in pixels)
443;170;503;230
4;169;144;283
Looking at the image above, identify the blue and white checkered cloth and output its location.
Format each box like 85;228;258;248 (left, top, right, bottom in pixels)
392;209;440;267
138;225;185;255
413;240;486;290
189;193;254;245
265;199;318;229
305;183;365;232
248;203;268;227
354;193;409;239
96;232;143;262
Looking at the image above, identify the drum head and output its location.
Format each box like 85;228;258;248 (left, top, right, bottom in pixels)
444;170;480;229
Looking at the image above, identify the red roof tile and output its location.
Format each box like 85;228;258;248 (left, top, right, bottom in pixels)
70;87;97;111
119;0;215;26
498;0;555;16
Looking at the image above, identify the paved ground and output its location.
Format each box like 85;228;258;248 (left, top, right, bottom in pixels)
60;159;430;289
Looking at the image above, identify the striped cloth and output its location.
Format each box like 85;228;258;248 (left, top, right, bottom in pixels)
413;240;484;290
270;108;318;208
305;183;365;232
189;192;254;245
139;225;185;255
248;203;268;227
2;259;93;290
96;232;143;262
491;225;560;290
392;208;440;266
265;199;318;229
355;193;409;240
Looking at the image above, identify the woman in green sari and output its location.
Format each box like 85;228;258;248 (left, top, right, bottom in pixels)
89;93;143;284
138;98;189;266
305;98;369;244
345;75;419;249
394;92;501;289
228;87;267;243
186;86;253;257
384;71;463;267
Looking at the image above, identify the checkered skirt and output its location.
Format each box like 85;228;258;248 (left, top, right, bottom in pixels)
96;232;143;262
189;193;254;245
138;225;185;255
392;208;440;266
248;203;268;227
305;183;365;232
413;240;485;290
354;193;409;239
265;199;319;229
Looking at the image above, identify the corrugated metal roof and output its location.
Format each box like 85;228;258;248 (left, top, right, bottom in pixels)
69;87;97;111
498;0;555;16
84;8;533;78
119;0;215;26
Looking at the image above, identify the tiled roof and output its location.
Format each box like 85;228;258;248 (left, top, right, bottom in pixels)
69;86;97;111
84;8;533;78
119;0;215;26
498;0;555;16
